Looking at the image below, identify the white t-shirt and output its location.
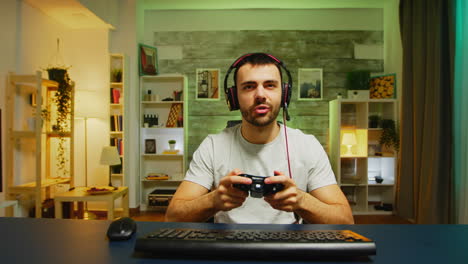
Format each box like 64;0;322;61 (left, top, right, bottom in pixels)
184;124;337;224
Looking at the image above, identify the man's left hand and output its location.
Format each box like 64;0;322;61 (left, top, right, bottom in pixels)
263;170;305;212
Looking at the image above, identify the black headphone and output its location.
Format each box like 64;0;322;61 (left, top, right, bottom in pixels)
223;53;293;112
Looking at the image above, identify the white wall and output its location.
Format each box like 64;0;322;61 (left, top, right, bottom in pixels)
0;0;19;216
109;0;140;208
143;9;383;44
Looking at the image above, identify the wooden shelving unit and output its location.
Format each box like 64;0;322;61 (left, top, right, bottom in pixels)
5;72;74;218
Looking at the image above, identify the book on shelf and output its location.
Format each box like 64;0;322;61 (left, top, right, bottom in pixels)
110;114;123;132
162;149;180;155
110;88;121;104
110;138;124;155
146;173;169;180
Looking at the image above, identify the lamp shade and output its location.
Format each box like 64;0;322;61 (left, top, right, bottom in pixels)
100;146;121;166
342;132;357;145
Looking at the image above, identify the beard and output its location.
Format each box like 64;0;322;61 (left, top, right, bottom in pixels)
240;102;281;127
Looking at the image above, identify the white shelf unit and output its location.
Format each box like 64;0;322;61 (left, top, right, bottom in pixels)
109;54;127;187
139;75;187;211
329;99;398;215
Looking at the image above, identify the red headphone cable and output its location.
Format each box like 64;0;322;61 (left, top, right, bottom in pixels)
283;104;292;179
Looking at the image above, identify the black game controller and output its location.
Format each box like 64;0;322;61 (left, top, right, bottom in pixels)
233;174;284;198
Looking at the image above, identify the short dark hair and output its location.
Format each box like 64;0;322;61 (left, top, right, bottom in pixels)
233;53;283;87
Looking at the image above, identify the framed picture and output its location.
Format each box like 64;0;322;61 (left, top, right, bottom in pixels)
368;143;382;156
139;44;158;76
298;68;323;100
196;68;220;100
144;139;156;154
369;73;396;99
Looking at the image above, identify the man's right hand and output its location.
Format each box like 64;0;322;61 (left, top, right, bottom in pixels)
213;169;252;212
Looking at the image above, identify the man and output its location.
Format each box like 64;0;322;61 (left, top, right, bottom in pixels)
165;53;354;224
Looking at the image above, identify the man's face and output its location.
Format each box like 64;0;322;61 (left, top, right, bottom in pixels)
236;63;282;127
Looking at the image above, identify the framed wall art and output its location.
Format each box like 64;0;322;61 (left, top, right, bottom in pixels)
369;73;396;99
298;68;323;100
139;44;158;76
196;68;220;100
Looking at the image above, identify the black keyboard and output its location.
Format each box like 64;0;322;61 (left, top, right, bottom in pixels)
134;227;376;259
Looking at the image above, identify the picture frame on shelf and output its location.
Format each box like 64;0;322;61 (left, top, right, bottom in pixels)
139;44;158;76
369;73;396;99
298;68;323;100
144;139;156;154
196;68;220;100
368;142;382;156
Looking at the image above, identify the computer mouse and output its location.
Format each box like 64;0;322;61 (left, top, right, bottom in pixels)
106;217;137;241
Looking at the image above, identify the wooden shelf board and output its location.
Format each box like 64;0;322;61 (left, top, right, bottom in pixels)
43;79;59;88
12;131;36;138
141;127;184;131
111;174;124;177
141;101;183;105
9;178;70;193
338;98;396;103
341;183;367;187
15;84;36;93
110;103;123;107
110;82;123;86
46;132;72;137
341;155;368;158
141;154;183;158
368;183;395;187
141;179;182;184
10;75;58;88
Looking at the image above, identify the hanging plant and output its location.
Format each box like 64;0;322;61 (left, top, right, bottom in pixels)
46;67;74;177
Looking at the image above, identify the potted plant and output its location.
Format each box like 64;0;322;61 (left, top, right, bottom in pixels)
368;115;381;128
111;68;122;83
379;119;399;152
346;70;370;99
45;66;74;177
168;139;176;150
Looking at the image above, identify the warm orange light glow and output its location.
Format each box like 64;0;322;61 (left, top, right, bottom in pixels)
341;129;368;157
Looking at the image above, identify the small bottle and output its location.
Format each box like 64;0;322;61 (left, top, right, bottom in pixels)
146;90;152;101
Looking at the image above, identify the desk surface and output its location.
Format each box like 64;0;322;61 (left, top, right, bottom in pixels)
1;217;467;264
54;186;128;201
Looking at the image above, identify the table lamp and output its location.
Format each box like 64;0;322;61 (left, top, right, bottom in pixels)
100;146;121;189
342;132;357;156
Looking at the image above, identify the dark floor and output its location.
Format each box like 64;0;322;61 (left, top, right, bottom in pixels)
129;211;413;224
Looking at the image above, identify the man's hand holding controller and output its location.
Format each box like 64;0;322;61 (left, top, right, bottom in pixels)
263;170;304;212
212;169;252;212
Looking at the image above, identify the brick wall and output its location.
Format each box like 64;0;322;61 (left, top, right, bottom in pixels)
153;30;383;162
